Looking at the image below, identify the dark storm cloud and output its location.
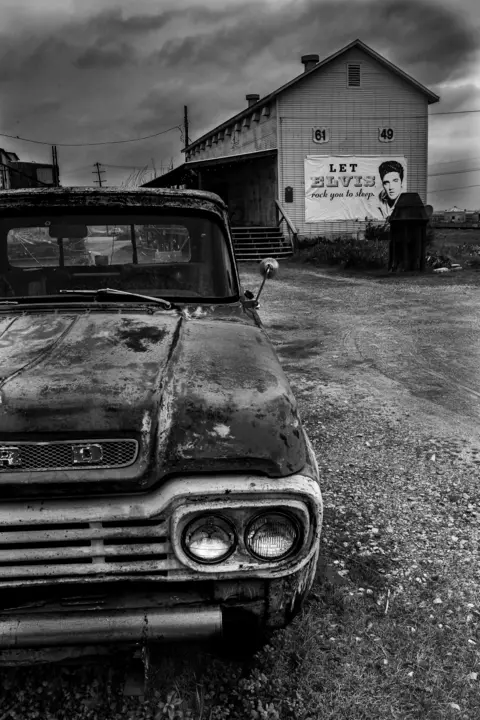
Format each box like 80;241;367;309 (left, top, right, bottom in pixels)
32;99;62;115
74;42;137;69
378;1;479;83
152;0;478;86
0;0;478;195
0;38;73;83
81;7;177;37
131;0;477;149
78;5;241;44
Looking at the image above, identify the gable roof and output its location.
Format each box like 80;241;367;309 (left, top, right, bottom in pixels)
186;39;440;152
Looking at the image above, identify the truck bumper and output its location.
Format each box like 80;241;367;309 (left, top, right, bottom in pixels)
0;606;222;649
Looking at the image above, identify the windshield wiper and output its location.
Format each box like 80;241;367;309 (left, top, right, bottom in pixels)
59;288;174;310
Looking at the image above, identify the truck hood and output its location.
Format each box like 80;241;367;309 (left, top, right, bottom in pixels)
0;305;306;486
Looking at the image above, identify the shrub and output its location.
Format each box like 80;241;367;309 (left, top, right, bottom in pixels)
295;233;389;270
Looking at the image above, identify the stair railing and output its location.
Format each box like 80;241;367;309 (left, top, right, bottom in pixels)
275;200;298;253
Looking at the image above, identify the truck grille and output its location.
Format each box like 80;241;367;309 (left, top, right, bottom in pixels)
0;439;138;472
0;518;182;581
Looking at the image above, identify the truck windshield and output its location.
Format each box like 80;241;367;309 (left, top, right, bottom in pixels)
0;213;238;301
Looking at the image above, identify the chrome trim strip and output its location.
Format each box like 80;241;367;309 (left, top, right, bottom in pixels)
0;474;322;526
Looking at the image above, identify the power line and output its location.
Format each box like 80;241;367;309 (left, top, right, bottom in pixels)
98;158;479;174
430;109;480;116
428;156;480;167
102;163;144;170
0;107;479;149
0;125;182;147
428;167;480;178
428;183;480;193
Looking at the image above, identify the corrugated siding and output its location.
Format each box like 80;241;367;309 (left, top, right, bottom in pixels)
277;47;429;237
187;106;277;163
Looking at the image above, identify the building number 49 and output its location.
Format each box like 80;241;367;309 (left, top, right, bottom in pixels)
378;128;395;142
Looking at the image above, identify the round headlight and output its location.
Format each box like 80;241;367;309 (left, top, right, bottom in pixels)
245;512;299;561
182;514;236;564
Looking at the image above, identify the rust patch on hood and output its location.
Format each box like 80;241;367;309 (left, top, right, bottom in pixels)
114;320;168;353
0;303;307;486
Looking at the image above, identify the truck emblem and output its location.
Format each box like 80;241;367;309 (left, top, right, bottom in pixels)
72;444;103;464
0;447;22;467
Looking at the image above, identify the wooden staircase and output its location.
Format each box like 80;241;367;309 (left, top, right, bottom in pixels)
231;226;293;262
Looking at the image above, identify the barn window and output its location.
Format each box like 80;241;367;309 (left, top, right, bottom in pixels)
347;63;361;87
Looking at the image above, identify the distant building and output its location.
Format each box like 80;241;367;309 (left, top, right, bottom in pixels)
0;148;57;189
144;38;439;242
430;207;479;227
466;210;479;223
443;206;466;223
0;149;20;189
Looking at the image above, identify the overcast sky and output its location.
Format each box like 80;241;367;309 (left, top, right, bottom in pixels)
0;0;479;209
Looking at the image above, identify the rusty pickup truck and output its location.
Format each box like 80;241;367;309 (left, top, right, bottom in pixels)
0;187;322;662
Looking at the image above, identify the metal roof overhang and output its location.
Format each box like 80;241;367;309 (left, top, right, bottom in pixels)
143;149;277;187
185;148;277;169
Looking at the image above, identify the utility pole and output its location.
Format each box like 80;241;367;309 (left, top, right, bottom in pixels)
51;145;60;186
184;105;189;148
93;162;106;187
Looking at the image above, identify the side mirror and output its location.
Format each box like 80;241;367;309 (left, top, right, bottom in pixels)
243;257;279;309
259;257;279;279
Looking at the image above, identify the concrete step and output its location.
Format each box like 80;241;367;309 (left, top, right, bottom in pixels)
231;227;283;239
235;251;293;261
231;226;280;232
233;242;292;250
232;224;292;262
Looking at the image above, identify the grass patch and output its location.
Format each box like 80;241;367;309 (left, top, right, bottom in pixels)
294;226;480;275
195;571;479;720
427;228;480;269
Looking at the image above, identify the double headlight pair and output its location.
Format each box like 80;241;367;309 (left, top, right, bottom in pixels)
182;511;299;564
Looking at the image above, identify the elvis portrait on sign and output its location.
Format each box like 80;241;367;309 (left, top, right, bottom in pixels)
377;160;405;219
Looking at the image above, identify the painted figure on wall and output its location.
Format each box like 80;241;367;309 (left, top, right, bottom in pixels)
378;160;405;219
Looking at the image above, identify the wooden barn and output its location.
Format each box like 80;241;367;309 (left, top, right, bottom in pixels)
144;39;439;260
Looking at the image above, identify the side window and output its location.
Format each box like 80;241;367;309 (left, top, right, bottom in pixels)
7;227;59;267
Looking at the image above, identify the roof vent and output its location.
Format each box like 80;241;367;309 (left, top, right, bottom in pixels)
347;63;361;87
301;54;319;73
246;94;260;107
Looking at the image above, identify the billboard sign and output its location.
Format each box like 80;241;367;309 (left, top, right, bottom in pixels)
305;155;408;222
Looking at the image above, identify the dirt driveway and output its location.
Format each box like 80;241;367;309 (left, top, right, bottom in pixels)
245;262;480;437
